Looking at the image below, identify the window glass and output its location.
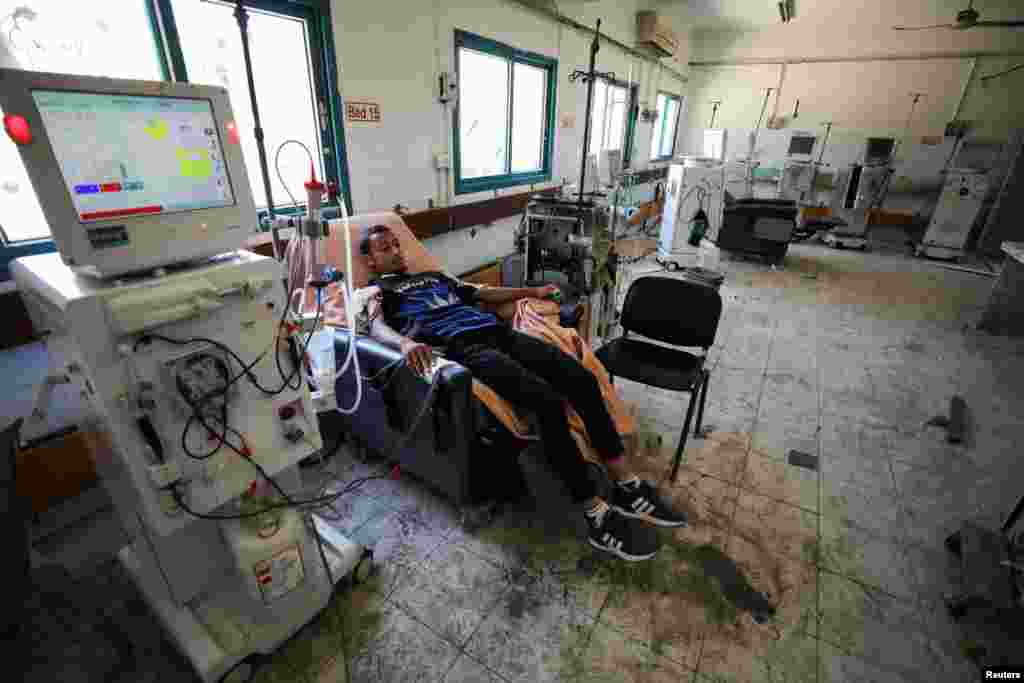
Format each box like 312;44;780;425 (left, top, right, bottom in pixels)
651;92;681;160
510;62;546;173
171;0;323;210
0;0;163;243
458;47;510;179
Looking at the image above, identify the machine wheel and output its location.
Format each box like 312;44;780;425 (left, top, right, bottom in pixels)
945;531;963;557
219;655;262;683
945;597;969;622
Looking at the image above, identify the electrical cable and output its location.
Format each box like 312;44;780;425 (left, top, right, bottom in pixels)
274;139;316;211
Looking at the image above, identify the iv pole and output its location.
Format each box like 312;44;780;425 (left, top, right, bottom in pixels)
234;0;282;261
708;100;722;129
570;19;615;206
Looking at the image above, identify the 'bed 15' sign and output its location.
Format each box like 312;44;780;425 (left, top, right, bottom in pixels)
346;101;381;126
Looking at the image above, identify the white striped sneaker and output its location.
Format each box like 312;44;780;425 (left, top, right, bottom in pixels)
585;501;660;562
612;478;688;528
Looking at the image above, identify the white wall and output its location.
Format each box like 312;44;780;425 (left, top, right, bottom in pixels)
329;0;688;273
679;20;1024;203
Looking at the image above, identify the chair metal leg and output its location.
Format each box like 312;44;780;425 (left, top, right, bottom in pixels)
670;389;700;483
695;369;711;435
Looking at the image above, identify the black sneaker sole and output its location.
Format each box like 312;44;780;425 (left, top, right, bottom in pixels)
588;538;658;562
613;505;688;528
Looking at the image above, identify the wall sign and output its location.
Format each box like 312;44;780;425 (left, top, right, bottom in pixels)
346;101;382;126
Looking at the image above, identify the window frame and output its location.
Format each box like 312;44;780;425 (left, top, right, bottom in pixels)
588;76;638;168
156;0;353;220
650;91;682;162
2;0;353;280
452;30;557;196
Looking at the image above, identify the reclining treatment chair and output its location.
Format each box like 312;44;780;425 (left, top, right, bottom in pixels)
321;213;601;512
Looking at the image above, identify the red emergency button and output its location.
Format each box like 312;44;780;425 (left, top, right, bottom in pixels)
225;120;240;145
278;405;296;421
3;114;32;145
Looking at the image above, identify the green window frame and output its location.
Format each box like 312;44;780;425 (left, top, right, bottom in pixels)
156;0;352;221
2;0;352;280
650;91;682;162
453;30;557;195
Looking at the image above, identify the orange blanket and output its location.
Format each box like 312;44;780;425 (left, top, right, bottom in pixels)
471;299;635;465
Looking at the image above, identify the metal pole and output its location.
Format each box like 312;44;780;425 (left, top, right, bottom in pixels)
709;100;721;129
234;1;281;261
577;19;601;205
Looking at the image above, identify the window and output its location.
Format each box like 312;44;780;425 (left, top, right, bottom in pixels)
1;0;351;280
650;92;681;161
0;0;167;273
169;0;327;210
588;78;638;174
453;30;556;195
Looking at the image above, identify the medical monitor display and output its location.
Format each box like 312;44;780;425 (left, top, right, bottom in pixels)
787;135;816;157
865;137;895;165
31;90;235;223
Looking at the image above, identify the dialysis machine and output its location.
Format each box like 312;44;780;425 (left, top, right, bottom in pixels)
823;137;896;249
2;68;368;683
658;157;725;270
777;132;818;202
916;140;1001;261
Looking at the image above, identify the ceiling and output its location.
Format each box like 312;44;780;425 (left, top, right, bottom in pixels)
656;0;1024;32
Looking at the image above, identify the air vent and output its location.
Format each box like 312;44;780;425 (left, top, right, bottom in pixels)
87;225;129;250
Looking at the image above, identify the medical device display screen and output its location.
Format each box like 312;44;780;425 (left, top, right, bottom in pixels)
31;90;235;223
787;136;816;156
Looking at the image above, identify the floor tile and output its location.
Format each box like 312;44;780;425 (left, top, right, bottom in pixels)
698;626;819;683
441;654;510;683
818;639;915;683
347;605;460;683
352;508;448;570
390;563;507;649
31;505;128;577
731;491;819;570
579;621;698;682
739;450;819;513
464;584;594;683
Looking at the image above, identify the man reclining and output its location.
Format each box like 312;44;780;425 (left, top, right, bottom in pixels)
361;224;686;562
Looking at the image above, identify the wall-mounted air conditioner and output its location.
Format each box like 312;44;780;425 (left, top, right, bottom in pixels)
637;12;678;58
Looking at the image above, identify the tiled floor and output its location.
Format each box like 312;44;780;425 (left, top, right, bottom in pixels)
20;236;1024;681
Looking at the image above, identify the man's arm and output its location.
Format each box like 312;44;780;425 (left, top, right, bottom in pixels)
474;284;558;305
369;317;434;375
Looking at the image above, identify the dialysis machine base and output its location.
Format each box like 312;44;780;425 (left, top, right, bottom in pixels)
822;163;894;250
915;169;990;261
13;251;369;683
658;159;725;270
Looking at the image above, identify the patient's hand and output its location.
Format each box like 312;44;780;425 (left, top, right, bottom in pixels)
532;284;560;300
400;338;434;376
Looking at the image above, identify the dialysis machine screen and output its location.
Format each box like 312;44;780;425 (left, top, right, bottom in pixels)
31;90;235;223
787;135;816;157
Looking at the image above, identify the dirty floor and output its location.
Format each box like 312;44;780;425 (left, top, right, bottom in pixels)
24;237;1024;681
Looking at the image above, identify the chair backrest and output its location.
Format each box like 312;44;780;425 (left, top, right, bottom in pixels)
620;276;722;349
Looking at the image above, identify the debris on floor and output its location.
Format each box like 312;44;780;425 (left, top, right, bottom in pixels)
926;395;969;444
787;450;819;471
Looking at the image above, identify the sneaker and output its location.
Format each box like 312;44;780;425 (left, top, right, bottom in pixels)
612;478;688;528
585;501;660;562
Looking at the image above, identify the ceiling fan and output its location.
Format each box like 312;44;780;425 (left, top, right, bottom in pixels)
893;1;1024;30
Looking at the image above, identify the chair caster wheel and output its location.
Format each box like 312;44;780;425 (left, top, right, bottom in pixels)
945;531;962;557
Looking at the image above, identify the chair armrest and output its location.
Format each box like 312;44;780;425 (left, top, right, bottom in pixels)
330;328;480;506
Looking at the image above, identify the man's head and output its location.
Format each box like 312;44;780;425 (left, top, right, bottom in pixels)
360;225;407;275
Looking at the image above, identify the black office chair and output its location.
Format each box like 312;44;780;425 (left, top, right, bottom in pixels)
595;277;722;482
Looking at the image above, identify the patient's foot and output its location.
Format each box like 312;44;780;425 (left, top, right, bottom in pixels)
585;500;659;562
612;477;688;528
